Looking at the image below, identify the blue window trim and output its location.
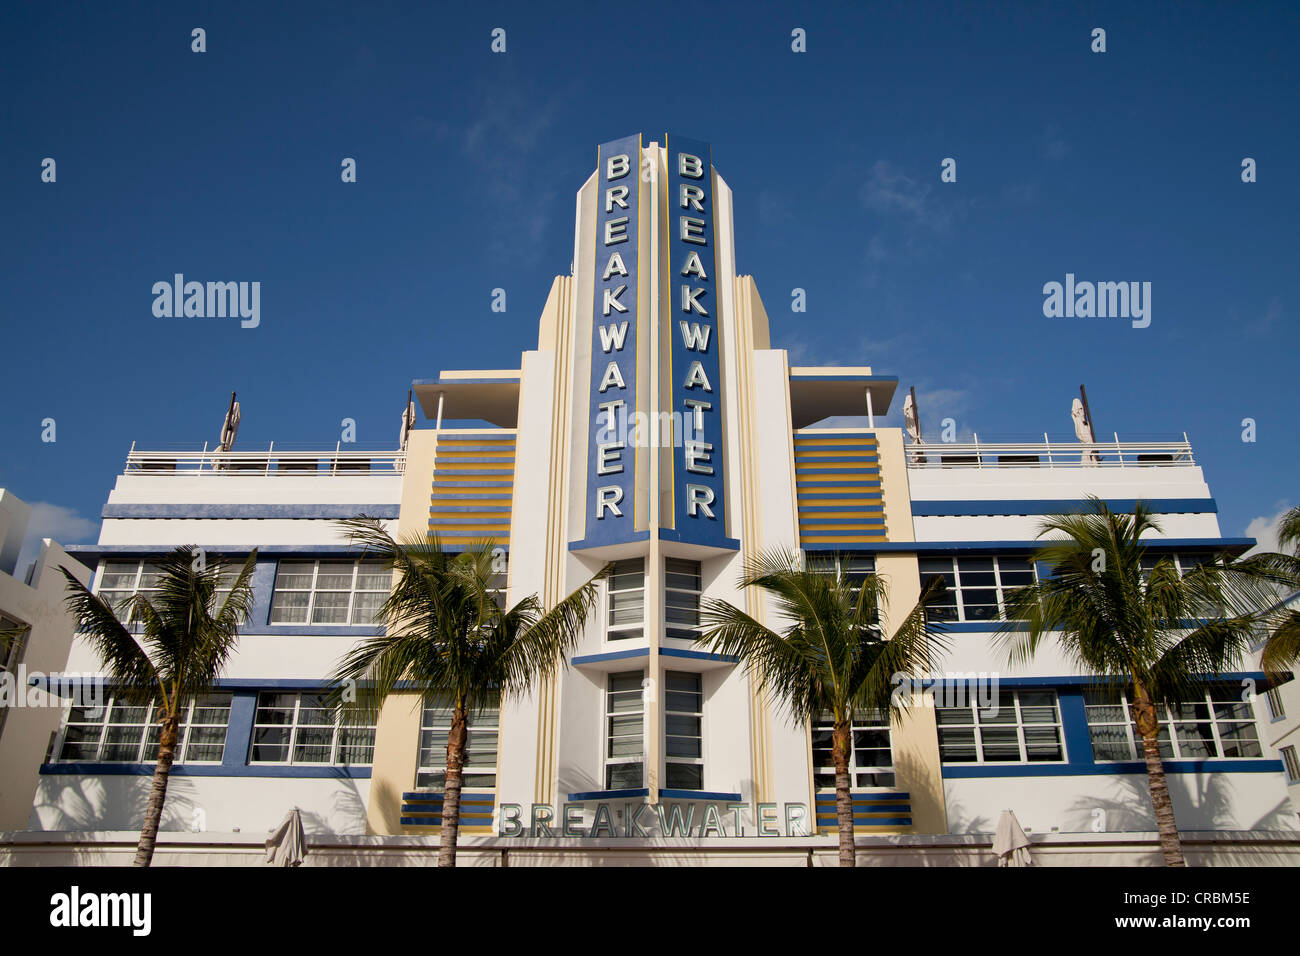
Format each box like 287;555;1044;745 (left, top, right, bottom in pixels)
41;687;377;779
937;683;1283;778
910;498;1217;517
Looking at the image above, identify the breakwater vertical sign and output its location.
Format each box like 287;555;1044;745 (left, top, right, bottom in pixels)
665;135;727;546
587;134;642;546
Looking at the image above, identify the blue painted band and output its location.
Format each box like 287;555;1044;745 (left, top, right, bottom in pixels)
568;530;652;551
799;537;1256;554
656;528;742;550
66;544;389;559
571;647;651;665
923;671;1267;688
101;503;399;520
657;789;743;801
40;763;372;779
910;498;1217;517
412;376;521;385
789;375;899;384
941;759;1284;778
567;788;650;801
660;647;738;663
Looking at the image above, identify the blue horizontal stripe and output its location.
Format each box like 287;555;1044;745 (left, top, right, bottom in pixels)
812;791;911;803
789;375;899;384
911;498;1218;517
816;816;913;826
942;758;1284;778
571;647;651;665
657;789;743;801
568;788;650;801
66;544;388;560
413;376;521;385
800;537;1256;554
660;647;738;663
101;503;401;520
40;763;372;779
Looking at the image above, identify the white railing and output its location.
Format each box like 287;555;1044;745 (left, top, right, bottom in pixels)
124;443;406;476
904;434;1195;469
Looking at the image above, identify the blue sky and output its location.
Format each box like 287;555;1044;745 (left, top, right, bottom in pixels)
2;0;1297;560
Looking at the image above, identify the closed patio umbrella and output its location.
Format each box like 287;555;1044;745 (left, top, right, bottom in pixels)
993;809;1033;867
266;808;307;867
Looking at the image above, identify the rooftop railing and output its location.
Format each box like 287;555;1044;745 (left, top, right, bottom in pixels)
903;434;1195;469
124;442;406;476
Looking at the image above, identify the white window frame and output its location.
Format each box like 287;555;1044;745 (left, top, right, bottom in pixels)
936;690;1066;765
811;708;895;791
269;558;389;626
919;555;1037;623
605;558;646;642
663;670;704;790
605;671;646;790
52;694;232;765
1083;685;1263;762
664;558;703;642
248;691;377;766
415;692;500;791
1281;745;1300;782
1266;687;1286;721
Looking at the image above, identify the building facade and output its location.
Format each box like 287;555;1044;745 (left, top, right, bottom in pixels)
8;135;1298;865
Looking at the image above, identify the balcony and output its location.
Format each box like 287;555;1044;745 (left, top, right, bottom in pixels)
123;442;406;477
904;434;1195;470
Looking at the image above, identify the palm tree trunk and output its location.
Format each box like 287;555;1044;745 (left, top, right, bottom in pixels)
832;719;856;868
134;713;180;867
438;705;468;868
1132;691;1185;867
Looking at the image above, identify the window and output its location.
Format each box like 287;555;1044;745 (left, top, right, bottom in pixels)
1138;552;1219;577
1266;687;1285;721
664;558;702;641
249;692;376;765
606;559;645;641
1282;746;1300;782
95;560;163;620
1083;684;1262;761
811;708;894;789
605;672;645;789
806;553;875;589
664;671;703;789
54;694;232;764
416;693;499;790
269;559;389;625
919;556;1036;622
937;690;1065;763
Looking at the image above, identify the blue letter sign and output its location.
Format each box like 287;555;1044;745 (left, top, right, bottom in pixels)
587;134;642;545
665;135;727;546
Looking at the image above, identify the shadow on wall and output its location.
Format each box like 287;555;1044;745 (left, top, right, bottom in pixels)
32;770;371;836
32;775;203;832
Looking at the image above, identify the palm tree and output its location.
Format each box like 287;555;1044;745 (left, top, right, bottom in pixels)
1253;504;1300;672
996;498;1273;867
694;550;948;867
327;517;604;868
59;546;257;866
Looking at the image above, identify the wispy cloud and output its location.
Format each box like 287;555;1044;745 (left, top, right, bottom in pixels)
14;502;98;577
1244;501;1293;556
1042;124;1070;161
860;160;956;236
